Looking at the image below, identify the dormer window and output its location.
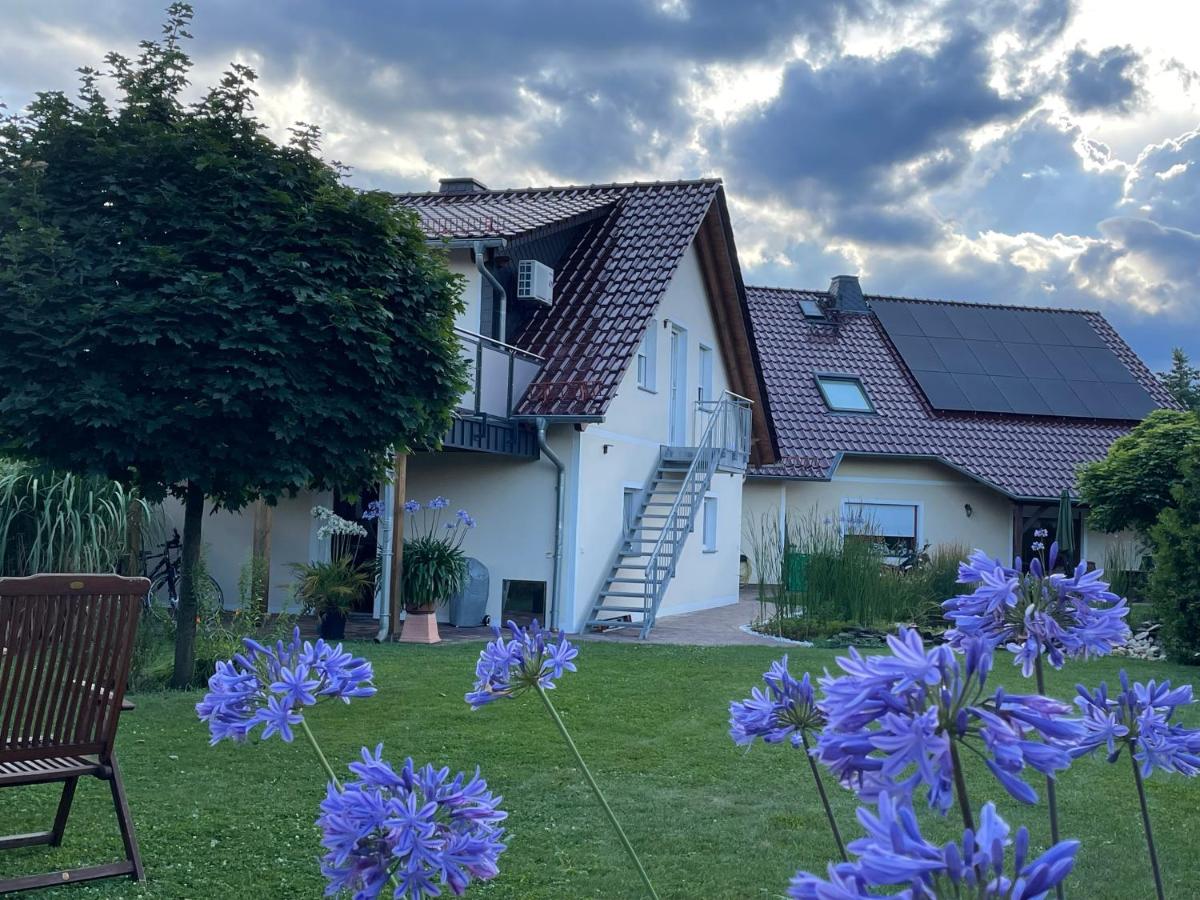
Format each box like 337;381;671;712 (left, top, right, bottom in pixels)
799;298;824;319
817;375;873;413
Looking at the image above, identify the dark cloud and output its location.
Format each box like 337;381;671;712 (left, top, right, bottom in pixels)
723;27;1033;245
1060;44;1146;114
1122;128;1200;232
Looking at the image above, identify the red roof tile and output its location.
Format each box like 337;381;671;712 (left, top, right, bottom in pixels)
747;287;1178;499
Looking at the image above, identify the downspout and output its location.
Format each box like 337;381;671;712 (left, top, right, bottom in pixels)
374;475;395;643
474;240;507;342
536;417;566;631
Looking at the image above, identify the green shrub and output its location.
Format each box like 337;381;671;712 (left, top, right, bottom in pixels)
1148;446;1200;663
0;458;165;576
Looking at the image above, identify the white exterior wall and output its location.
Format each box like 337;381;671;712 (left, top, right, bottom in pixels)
742;455;1124;583
162;489;331;613
446;248;483;334
562;243;744;631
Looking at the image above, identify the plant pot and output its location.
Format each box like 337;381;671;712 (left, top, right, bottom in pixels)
400;609;441;644
319;609;347;641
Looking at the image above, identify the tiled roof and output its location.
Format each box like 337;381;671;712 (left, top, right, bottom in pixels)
746;287;1177;499
397;180;723;418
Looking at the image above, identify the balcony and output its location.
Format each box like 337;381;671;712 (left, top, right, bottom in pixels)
443;328;542;458
661;392;753;473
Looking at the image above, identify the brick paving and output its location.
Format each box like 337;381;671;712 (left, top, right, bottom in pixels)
578;589;786;647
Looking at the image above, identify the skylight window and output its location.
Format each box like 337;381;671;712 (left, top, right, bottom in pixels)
798;298;824;318
817;376;873;413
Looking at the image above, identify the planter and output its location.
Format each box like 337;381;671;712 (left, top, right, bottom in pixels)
318;609;347;641
400;608;441;644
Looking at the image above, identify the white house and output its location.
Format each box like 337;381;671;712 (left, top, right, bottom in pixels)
184;178;777;636
739;279;1177;581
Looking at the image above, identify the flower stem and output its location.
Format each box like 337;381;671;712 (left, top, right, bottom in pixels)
1130;748;1165;900
299;716;342;791
536;686;659;900
948;739;975;832
800;730;847;862
1034;655;1065;900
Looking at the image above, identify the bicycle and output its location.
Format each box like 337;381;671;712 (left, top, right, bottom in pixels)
138;529;224;616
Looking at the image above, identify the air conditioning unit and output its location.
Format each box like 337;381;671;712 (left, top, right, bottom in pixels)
517;259;554;306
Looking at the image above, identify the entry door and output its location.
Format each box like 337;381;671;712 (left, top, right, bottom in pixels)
668;324;688;445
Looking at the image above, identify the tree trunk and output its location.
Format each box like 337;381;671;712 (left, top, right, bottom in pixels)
251;500;273;617
171;482;205;689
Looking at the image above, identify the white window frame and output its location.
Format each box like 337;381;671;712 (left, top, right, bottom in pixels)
636;326;657;392
839;498;922;562
702;494;718;553
816;374;874;414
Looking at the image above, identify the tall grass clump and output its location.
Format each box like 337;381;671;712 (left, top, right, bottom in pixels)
0;458;164;576
1104;534;1148;602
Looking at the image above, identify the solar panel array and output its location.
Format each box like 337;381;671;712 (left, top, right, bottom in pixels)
870;299;1156;421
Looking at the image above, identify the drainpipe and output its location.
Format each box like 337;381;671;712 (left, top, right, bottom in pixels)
473;240;507;342
536;417;566;631
374;475;395;643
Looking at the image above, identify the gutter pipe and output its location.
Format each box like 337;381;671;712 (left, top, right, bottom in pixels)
536;417;566;631
374;468;395;643
472;239;508;343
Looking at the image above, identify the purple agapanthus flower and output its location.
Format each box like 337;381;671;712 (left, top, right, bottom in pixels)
428;496;449;510
456;509;477;528
816;629;1082;813
1073;670;1200;777
788;794;1078;899
465;619;578;709
196;627;376;744
730;656;824;748
403;499;421;514
362;500;387;521
318;746;507;899
944;545;1130;677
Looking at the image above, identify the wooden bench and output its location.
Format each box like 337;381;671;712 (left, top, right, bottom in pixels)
0;574;149;894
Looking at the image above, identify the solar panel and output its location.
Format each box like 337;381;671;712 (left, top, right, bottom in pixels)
870;299;1156;421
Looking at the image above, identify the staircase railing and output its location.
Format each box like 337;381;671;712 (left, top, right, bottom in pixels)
639;391;752;635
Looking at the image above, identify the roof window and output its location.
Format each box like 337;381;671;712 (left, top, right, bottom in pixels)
817;375;874;413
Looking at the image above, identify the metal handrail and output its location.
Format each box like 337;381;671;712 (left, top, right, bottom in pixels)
455;327;543;419
454;326;544;362
639;392;752;633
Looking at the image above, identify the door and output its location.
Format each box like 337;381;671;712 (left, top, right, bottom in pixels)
669;324;688;445
696;343;714;439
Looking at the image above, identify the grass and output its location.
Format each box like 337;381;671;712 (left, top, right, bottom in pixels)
3;642;1199;898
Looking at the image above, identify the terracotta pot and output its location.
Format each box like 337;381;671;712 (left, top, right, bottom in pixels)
399;609;441;644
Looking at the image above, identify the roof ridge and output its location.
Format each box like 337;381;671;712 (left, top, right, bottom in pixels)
745;284;1102;317
394;177;722;200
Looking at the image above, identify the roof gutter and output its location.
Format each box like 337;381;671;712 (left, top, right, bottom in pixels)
536;417;566;631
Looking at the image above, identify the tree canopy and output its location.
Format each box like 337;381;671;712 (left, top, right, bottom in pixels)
1148;443;1200;663
1159;348;1200;413
1077;409;1200;535
0;4;466;684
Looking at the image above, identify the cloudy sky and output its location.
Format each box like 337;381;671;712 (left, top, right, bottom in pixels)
3;1;1199;369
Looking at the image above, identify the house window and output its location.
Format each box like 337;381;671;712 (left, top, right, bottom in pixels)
698;344;714;404
702;496;718;552
817;375;873;413
842;501;919;557
636;327;657;391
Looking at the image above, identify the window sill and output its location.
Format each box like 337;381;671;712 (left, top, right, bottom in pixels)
637;384;658;394
702;548;718;554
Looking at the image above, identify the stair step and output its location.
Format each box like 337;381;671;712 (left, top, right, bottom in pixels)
606;577;647;584
600;590;648;598
590;609;648;619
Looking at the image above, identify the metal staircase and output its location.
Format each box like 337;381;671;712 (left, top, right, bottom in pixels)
585;393;752;638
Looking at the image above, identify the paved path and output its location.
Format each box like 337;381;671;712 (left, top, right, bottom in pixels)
578;592;789;647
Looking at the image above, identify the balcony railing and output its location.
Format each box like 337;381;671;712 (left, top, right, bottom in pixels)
456;328;543;419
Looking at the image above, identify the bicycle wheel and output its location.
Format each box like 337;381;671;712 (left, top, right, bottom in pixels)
147;575;178;616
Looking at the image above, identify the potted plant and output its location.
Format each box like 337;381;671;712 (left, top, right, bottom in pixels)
400;497;476;643
292;507;372;640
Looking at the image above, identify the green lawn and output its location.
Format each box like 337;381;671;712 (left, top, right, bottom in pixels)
3;642;1198;898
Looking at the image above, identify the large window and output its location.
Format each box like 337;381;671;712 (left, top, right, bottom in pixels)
842;500;919;557
636;327;657;391
816;375;873;413
702;495;718;552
